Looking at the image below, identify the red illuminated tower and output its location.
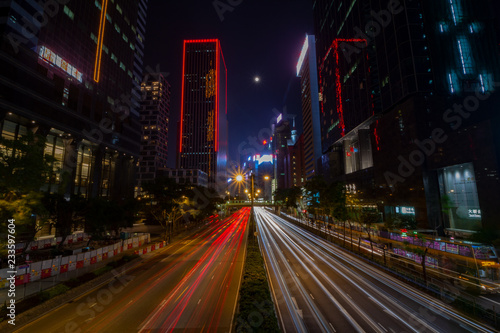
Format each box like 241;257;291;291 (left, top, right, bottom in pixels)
178;39;227;191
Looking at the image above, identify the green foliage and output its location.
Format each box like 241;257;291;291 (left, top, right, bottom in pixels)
0;132;54;193
42;193;86;246
303;176;347;221
470;228;500;245
384;214;416;230
185;185;223;220
273;186;302;209
0;133;54;247
236;220;280;332
85;197;136;238
39;284;70;301
360;211;381;226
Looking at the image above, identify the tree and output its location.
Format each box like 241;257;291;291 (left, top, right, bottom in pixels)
328;183;348;247
185;185;224;221
403;234;431;284
360;211;380;260
304;176;328;219
42;193;86;249
346;192;361;251
141;177;187;241
0;132;54;253
85;197;136;240
274;186;302;212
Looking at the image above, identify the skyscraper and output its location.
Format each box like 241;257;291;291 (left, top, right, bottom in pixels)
0;0;148;199
178;39;228;192
296;34;322;180
312;0;500;232
138;73;170;191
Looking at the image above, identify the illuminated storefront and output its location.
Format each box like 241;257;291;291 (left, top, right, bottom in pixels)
438;163;482;231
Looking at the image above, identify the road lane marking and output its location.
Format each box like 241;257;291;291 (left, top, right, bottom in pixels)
329;322;336;332
89;303;97;308
378;322;388;332
198;298;202;305
310;293;315;300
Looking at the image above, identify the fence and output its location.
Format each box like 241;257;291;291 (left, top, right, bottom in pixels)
0;234;158;292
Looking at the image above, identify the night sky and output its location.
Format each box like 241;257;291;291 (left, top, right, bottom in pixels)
143;0;314;167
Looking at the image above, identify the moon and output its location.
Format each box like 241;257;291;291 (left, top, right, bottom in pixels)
254;76;260;83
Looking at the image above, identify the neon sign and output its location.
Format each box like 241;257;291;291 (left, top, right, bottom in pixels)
257;154;273;165
94;0;109;82
277;114;282;124
39;46;83;82
319;38;367;137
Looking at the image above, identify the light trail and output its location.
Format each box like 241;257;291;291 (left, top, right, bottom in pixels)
139;208;249;332
255;208;496;333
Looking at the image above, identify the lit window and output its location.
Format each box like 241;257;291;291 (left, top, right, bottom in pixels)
106;13;112;23
111;53;117;63
64;5;74;20
122;33;128;43
114;23;120;33
116;4;122;14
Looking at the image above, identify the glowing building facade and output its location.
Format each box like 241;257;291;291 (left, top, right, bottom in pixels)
296;35;322;181
178;39;228;192
138;73;170;192
312;0;500;232
0;0;148;199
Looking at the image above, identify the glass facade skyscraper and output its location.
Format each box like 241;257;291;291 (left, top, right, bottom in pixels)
178;39;228;192
0;0;149;199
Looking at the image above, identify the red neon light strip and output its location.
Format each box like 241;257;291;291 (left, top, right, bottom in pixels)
179;40;187;153
319;38;366;137
93;0;108;82
215;40;219;152
184;39;219;43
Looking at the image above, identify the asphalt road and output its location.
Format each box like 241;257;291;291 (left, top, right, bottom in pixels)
255;207;497;333
15;208;250;333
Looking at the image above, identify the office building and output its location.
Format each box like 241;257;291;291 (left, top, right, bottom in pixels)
285;134;305;188
160;169;208;188
312;0;500;232
272;114;291;190
138;73;170;191
296;34;322;180
177;39;228;193
0;0;148;199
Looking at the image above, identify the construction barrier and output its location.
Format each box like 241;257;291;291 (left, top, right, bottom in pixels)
5;234;159;287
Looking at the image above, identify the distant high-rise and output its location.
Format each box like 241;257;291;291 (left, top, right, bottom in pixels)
138;73;170;191
178;39;227;192
296;34;322;181
285;134;305;188
0;0;148;199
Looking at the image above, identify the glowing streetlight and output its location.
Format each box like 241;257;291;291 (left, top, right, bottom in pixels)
254;76;260;83
264;175;270;180
236;174;243;182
